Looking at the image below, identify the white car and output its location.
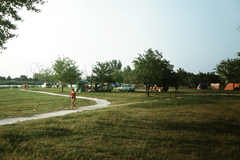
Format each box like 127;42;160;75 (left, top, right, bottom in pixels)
117;84;135;92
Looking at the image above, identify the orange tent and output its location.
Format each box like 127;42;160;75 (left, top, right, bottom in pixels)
224;83;240;90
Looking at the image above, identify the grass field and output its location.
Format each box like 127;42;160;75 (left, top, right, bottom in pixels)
0;89;96;119
0;88;240;159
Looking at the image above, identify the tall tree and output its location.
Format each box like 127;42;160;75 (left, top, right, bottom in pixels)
0;0;47;52
85;64;95;90
112;70;123;83
176;68;189;87
215;54;240;85
52;56;82;91
20;75;28;81
122;65;132;84
93;60;122;85
132;48;174;96
38;67;54;83
28;62;44;87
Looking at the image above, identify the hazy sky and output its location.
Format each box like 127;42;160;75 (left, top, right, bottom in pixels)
1;0;240;78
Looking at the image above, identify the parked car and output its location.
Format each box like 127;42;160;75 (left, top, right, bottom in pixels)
117;84;135;92
41;83;51;88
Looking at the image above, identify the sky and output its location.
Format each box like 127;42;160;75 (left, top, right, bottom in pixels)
0;0;240;79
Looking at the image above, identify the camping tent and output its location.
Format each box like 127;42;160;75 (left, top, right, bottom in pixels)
224;83;240;90
211;83;220;90
197;83;208;89
74;81;88;92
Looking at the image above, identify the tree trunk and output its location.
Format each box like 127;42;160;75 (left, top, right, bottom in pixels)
33;78;36;88
146;84;147;95
147;86;150;96
62;82;64;91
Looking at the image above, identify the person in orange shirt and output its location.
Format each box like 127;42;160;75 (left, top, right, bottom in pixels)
69;88;76;109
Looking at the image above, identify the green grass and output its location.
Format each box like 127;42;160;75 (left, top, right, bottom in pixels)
0;89;96;119
0;88;240;159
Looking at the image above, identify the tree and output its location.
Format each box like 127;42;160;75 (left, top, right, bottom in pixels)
176;68;189;87
20;75;28;81
52;56;82;91
93;61;114;85
0;76;6;80
112;70;123;83
85;64;95;90
122;65;132;84
215;54;240;85
6;76;11;80
28;62;44;87
110;60;122;71
0;0;47;52
38;67;54;83
132;48;174;96
93;60;122;85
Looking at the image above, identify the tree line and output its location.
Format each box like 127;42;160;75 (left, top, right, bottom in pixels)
2;49;236;93
1;49;239;95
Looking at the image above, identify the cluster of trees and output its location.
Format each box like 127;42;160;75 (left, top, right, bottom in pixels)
2;48;239;92
215;52;240;84
0;75;44;85
2;49;239;95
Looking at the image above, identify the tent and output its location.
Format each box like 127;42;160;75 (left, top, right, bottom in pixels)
74;81;88;92
211;83;220;90
189;83;197;88
197;83;208;89
224;83;240;90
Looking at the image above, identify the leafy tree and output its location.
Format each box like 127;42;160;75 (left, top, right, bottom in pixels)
188;73;199;87
38;68;54;83
132;48;174;96
6;76;11;80
176;68;189;87
93;61;113;84
93;60;122;86
112;70;123;83
52;56;82;91
205;72;220;84
13;77;20;81
110;60;122;71
122;65;132;84
20;75;28;81
0;0;46;52
215;54;240;85
158;58;174;87
0;76;6;80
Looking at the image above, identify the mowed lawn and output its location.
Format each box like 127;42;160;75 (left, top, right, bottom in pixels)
0;89;96;119
0;88;240;159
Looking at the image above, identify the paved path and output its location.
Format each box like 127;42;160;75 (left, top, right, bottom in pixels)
0;90;110;126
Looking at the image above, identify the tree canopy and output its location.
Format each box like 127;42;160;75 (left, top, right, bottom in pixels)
93;60;122;84
0;0;46;52
132;48;174;96
215;54;240;84
52;56;82;91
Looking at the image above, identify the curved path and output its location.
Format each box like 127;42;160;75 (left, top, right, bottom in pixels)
0;90;110;126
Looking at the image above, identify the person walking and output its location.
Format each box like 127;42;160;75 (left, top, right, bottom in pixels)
69;88;76;109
